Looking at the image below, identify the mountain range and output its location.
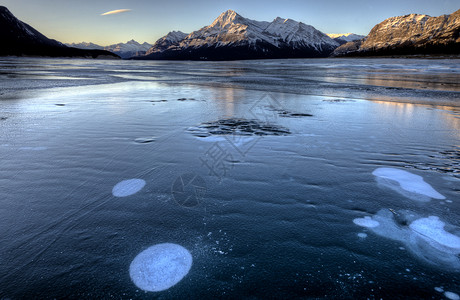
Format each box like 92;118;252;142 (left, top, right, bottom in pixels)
1;5;458;60
0;6;119;59
138;10;340;60
333;9;460;56
67;40;152;59
326;33;365;45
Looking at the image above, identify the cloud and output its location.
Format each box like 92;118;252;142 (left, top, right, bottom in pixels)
101;9;132;16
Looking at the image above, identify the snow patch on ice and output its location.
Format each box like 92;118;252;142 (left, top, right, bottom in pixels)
112;179;146;197
372;167;445;200
129;243;192;292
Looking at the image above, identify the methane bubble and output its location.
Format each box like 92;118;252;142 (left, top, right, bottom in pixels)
129;243;193;292
353;216;380;228
372;167;445;200
353;209;460;271
112;179;146;197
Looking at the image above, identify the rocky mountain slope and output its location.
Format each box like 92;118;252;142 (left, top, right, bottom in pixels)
0;6;119;58
334;9;460;56
139;10;339;60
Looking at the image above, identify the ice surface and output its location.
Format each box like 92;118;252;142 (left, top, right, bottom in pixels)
354;209;460;270
112;179;146;197
353;216;380;228
372;168;445;200
129;243;192;292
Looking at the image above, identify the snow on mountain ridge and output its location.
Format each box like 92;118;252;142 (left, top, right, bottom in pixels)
165;9;338;49
142;9;340;60
327;33;365;42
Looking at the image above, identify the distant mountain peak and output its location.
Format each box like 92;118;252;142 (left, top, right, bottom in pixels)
210;9;245;28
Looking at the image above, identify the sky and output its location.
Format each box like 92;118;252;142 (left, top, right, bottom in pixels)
2;0;459;45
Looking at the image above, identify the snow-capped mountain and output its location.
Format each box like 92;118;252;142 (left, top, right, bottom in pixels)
145;31;188;55
105;40;152;58
141;10;339;60
334;9;460;56
0;6;119;58
327;33;365;45
68;40;152;58
66;42;104;50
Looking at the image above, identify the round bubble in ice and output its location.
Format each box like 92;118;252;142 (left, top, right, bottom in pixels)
353;209;460;271
112;179;146;197
353;216;380;228
357;233;368;239
129;243;193;292
372;167;445;200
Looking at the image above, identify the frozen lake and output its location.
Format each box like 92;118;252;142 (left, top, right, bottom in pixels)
0;57;459;299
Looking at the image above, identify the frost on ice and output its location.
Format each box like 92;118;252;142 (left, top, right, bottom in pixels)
353;209;460;270
372;167;445;201
129;243;193;292
112;179;146;197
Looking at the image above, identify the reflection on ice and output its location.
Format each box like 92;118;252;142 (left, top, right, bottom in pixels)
372;168;445;201
112;179;146;197
354;209;460;271
129;243;192;292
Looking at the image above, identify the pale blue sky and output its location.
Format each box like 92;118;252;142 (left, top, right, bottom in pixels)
2;0;458;45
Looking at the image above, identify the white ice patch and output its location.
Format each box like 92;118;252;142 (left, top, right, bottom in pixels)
112;179;146;197
357;233;368;238
353;216;380;228
372;167;445;200
129;243;192;292
357;209;460;271
445;291;460;300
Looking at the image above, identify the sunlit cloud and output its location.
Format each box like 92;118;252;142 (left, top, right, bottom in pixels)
101;9;132;16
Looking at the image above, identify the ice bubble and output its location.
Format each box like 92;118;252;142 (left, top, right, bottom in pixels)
357;233;368;238
372;167;445;200
409;216;460;254
129;243;192;292
112;179;145;197
435;287;444;293
445;291;460;300
353;216;380;228
358;209;460;271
